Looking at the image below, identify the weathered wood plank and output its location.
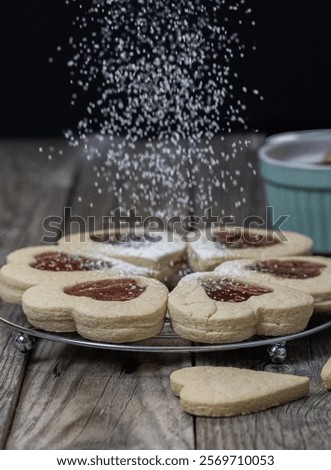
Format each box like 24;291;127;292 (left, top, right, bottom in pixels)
0;138;82;252
61;136;193;233
61;134;266;246
5;341;193;450
192;134;266;223
0;305;29;449
6;134;329;451
194;315;331;450
0;138;80;449
5;136;194;450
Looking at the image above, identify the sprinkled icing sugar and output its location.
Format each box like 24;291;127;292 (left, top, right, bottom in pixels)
201;278;272;302
189;229;285;260
63;231;187;262
52;1;261;217
102;257;152;277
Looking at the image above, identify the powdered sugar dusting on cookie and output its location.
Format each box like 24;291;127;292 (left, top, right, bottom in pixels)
214;259;251;278
89;239;185;262
106;258;152;277
63;231;186;263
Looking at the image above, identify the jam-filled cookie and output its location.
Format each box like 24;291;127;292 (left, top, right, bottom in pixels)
168;272;314;343
0;245;151;304
187;227;313;272
22;275;168;343
215;256;331;312
170;366;310;417
58;228;187;281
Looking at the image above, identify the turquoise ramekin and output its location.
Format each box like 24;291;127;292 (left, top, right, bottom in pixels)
258;130;331;254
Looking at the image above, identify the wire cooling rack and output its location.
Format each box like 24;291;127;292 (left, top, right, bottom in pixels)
1;310;331;363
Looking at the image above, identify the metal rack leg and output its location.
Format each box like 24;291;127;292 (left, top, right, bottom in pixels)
263;341;293;373
15;331;35;353
267;341;287;363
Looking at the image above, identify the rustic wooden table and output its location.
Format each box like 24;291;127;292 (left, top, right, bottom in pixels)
1;135;331;450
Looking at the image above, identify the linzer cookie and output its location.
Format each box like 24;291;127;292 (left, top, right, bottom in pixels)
215;256;331;312
187;227;313;272
0;245;151;304
58;228;187;281
170;366;310;417
168;272;314;343
22;275;168;343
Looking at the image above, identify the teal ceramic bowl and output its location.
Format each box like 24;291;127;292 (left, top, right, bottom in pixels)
258;130;331;254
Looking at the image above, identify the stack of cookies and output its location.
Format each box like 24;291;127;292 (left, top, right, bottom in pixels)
214;255;331;312
187;226;313;271
0;244;153;304
59;228;187;281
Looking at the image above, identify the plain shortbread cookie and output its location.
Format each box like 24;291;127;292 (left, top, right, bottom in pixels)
170;366;310;417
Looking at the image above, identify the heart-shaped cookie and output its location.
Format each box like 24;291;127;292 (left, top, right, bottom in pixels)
22;275;168;343
187;227;313;272
215;256;331;312
170;366;310;417
58;228;187;279
0;245;152;304
168;272;314;343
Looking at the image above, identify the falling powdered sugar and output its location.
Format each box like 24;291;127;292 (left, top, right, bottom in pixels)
61;0;261;217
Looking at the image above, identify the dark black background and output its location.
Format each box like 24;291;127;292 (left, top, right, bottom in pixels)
1;0;331;137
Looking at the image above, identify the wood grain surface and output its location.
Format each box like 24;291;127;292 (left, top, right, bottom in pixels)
194;316;331;450
1;135;331;450
0;139;80;448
